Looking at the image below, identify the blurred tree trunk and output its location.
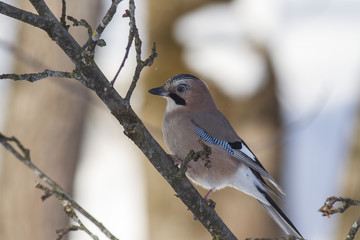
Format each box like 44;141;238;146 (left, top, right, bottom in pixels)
337;105;360;239
142;0;283;238
0;1;101;239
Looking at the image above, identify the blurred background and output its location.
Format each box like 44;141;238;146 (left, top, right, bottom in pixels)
0;0;360;239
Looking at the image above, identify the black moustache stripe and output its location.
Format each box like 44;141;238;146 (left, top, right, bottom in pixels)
169;93;186;105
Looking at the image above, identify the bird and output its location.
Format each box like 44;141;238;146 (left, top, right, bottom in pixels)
148;73;302;238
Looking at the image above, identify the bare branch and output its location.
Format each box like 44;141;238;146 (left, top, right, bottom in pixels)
110;10;134;87
83;0;123;52
0;133;119;240
319;196;360;240
346;217;360;240
0;2;50;29
29;0;55;18
56;225;81;240
0;69;81;82
61;199;99;240
60;0;70;30
110;0;158;97
35;183;99;240
124;0;158;101
130;0;141;65
125;42;157;101
319;196;360;217
67;16;93;38
245;237;300;240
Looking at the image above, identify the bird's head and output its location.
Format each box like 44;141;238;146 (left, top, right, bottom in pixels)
148;74;216;112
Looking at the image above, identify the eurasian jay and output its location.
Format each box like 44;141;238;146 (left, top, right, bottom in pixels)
148;73;302;238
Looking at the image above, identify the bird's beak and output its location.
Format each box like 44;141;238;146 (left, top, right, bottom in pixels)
148;86;168;96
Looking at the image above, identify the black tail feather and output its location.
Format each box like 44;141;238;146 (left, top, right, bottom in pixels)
257;187;302;238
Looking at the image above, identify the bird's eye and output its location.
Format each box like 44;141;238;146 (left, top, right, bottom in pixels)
176;84;188;94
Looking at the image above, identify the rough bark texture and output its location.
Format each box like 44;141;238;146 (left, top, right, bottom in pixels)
0;1;101;239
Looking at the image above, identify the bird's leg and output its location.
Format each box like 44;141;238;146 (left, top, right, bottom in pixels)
204;189;216;208
204;189;213;201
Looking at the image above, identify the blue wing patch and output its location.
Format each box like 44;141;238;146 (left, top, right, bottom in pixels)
194;125;234;154
194;125;285;195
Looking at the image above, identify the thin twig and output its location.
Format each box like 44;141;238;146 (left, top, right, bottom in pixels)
67;16;93;38
319;196;360;217
319;196;360;240
60;0;69;30
118;0;157;100
61;199;99;240
0;133;58;189
0;69;81;82
83;0;123;52
109;0;158;97
36;182;98;240
245;237;300;240
125;42;157;101
0;133;119;240
110;9;134;87
56;225;80;240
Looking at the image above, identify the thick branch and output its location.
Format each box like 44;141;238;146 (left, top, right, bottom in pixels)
0;2;50;29
29;0;55;18
346;217;360;240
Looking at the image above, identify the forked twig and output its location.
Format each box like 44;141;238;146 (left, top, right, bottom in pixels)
319;196;360;240
0;133;119;240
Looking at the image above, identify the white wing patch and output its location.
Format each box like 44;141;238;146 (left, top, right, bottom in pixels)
239;143;256;161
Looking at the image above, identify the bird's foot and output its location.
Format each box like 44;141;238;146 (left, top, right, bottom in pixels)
207;199;216;208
